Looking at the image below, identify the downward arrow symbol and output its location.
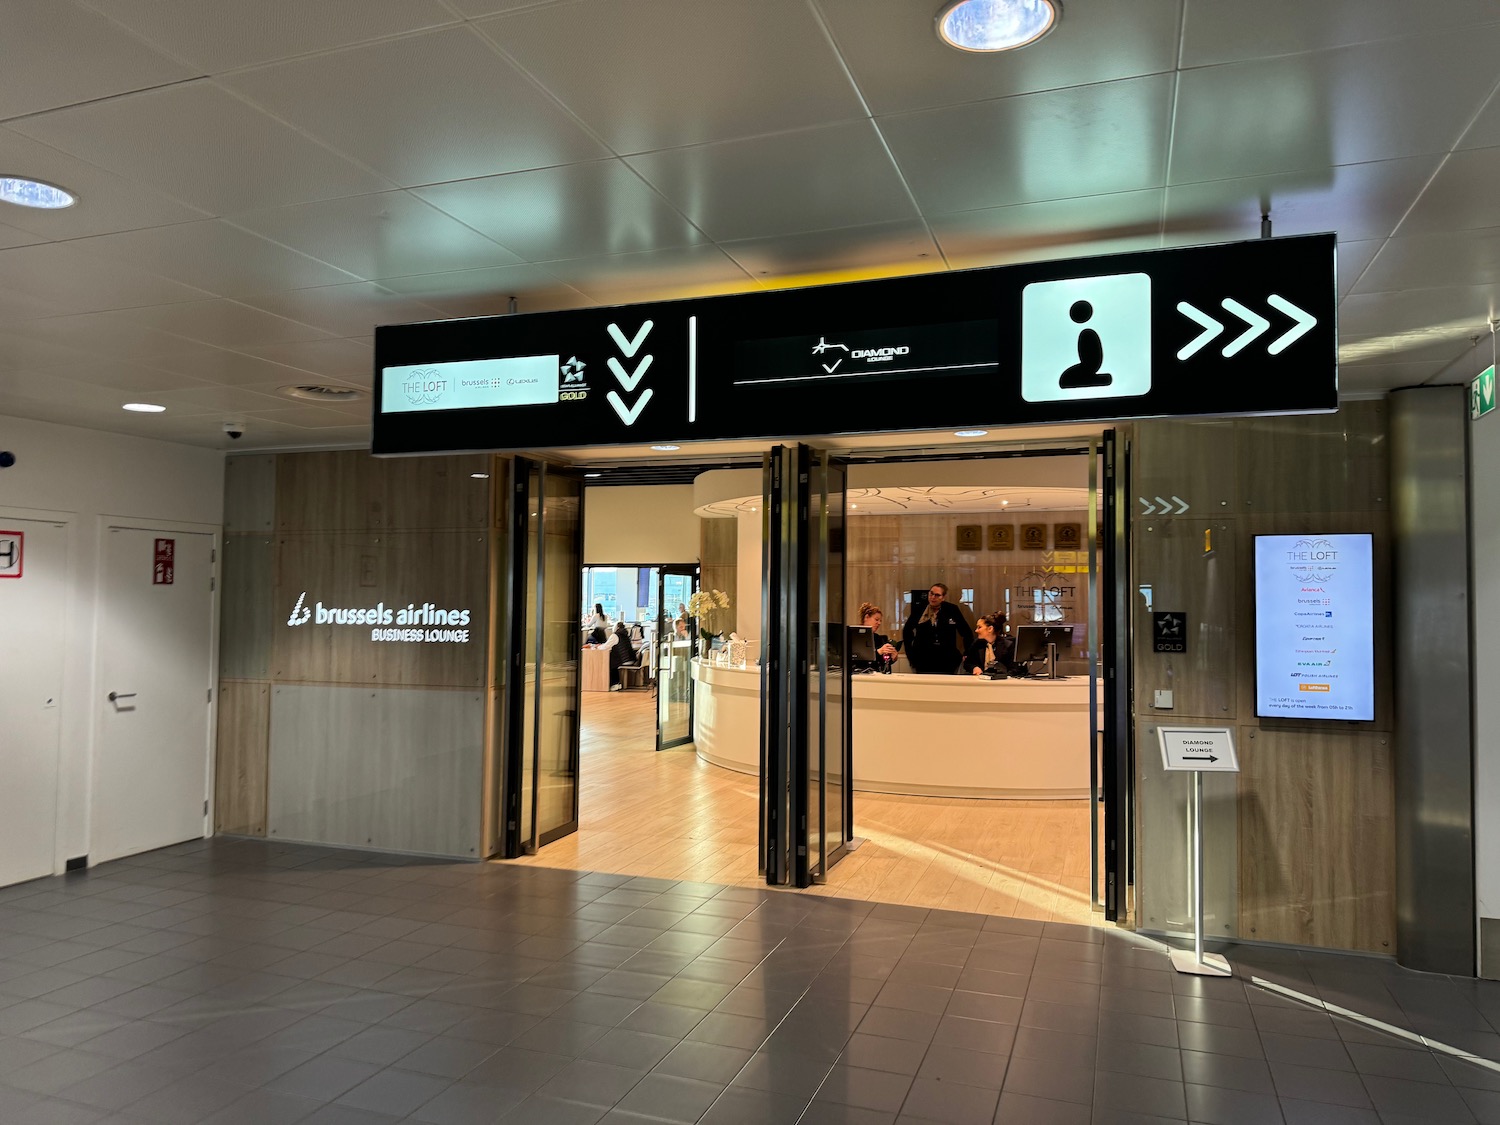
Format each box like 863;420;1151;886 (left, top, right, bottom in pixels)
608;355;653;392
606;388;653;426
606;320;653;358
1177;303;1223;360
1266;294;1316;355
1221;299;1269;357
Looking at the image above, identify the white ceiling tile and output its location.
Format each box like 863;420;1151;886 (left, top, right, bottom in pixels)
375;264;594;315
880;75;1174;214
147;383;290;414
626;121;916;242
929;190;1165;265
480;0;867;152
1339;362;1459;393
90;299;335;349
72;220;358;297
230;191;524;280
723;221;943;284
0;369;147;411
1396;147;1500;236
0;127;211;239
1354;227;1500;293
443;0;538;15
239;404;368;429
0;242;211;316
1170;28;1500;184
14;312;200;361
0;219;45;250
414;161;703;262
1164;157;1439;244
1339;286;1500;339
238;337;374;380
10;80;392;214
147;346;319;387
0;329;111;371
415;288;595;319
816;0;1181;115
222;27;610;187
37;359;213;394
1340;331;1483;367
1181;0;1500;66
83;0;459;71
1335;239;1383;296
236;283;450;338
0;1;192;118
542;245;757;305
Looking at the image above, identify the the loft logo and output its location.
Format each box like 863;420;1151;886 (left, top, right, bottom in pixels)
284;593;472;643
402;368;447;407
1021;273;1152;402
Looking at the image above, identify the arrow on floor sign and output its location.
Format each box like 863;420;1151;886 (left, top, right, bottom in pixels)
1177;296;1317;360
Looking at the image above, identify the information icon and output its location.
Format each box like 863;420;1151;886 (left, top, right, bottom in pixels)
1021;272;1152;402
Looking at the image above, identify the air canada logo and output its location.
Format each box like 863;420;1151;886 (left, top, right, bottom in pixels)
401;368;447;407
288;591;312;626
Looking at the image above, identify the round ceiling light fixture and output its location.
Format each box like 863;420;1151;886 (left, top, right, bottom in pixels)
122;402;166;413
936;0;1060;52
0;177;77;209
278;383;364;402
650;444;681;452
953;429;989;437
585;472;603;478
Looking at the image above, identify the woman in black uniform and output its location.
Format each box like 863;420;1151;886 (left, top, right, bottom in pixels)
964;612;1015;676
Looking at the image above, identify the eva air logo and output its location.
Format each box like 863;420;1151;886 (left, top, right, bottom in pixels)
287;592;312;626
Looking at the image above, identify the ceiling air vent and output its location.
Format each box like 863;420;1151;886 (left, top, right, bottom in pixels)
279;384;364;402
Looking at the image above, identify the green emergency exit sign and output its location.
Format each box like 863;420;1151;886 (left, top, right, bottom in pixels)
1474;365;1497;420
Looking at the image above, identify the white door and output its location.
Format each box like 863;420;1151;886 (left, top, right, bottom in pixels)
0;517;67;886
94;527;215;865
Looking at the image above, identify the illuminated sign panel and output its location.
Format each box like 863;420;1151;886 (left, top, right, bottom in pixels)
373;233;1337;454
1254;533;1375;720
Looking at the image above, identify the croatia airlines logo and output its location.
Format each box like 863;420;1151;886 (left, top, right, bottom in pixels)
288;591;312;626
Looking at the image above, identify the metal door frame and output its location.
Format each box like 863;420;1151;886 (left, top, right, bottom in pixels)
656;563;699;751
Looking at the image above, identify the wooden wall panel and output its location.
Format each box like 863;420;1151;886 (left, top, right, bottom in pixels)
220;534;273;680
224;454;276;532
1238;727;1396;953
215;682;269;836
274;451;489;533
700;516;736;619
267;684;484;858
271;530;488;688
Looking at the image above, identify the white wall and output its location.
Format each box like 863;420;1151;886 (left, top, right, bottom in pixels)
1473;400;1500;960
583;485;699;564
0;414;223;867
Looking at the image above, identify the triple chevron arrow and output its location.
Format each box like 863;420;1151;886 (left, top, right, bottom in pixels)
1176;295;1317;361
605;319;654;426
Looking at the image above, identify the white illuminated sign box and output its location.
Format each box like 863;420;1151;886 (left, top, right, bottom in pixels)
381;356;560;414
1254;533;1375;720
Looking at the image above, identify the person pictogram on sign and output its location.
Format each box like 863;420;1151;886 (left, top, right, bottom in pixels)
1059;301;1114;390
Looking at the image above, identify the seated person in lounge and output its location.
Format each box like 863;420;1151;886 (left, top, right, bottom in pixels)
605;620;637;690
587;603;608;645
856;602;899;669
963;612;1016;677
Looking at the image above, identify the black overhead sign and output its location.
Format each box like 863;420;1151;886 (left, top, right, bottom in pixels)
372;234;1337;455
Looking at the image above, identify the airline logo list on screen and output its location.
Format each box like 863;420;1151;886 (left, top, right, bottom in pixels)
381;356;560;414
1253;534;1375;720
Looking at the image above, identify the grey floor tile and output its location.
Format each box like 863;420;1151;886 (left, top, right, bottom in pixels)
1362;1073;1478;1121
916;1044;1006;1090
1011;1026;1097;1067
583;1028;679;1071
199;1087;323;1125
930;1014;1015;1056
1183;1083;1282;1125
1091;1071;1185;1120
539;1057;649;1106
1269;1061;1372;1108
1277;1097;1379;1124
899;1075;999;1124
1179;1050;1273;1095
1003;1055;1092;1105
336;1067;451;1116
267;1055;383;1101
814;1064;913;1112
1095;1039;1181;1082
123;1073;248;1125
615;1073;723;1122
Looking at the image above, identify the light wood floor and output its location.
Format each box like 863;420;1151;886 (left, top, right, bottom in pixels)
507;690;1101;925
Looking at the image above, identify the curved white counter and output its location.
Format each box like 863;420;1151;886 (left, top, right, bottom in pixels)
692;660;1091;799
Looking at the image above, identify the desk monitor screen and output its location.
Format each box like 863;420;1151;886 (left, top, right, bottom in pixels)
847;625;877;665
1012;624;1076;668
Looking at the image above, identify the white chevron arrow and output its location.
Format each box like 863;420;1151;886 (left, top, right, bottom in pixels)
607;355;653;392
1171;495;1189;514
1155;495;1172;514
1266;294;1316;354
1140;496;1156;515
606;320;653;357
1177;302;1223;360
1221;298;1269;357
606;388;653;426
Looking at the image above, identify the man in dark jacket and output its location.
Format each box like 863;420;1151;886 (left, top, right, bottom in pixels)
902;583;973;675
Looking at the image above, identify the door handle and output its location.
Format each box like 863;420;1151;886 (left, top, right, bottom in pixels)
108;691;137;703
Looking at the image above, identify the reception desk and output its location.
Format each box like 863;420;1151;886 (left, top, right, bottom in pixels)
692;660;1091;799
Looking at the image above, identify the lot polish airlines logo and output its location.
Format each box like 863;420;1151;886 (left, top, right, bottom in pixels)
285;592;472;644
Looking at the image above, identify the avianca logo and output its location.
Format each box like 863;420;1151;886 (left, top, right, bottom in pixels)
288;591;312;626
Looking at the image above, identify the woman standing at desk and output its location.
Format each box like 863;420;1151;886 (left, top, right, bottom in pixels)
902;583;972;675
857;602;898;666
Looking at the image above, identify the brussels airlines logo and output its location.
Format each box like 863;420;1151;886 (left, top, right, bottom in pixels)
284;593;472;644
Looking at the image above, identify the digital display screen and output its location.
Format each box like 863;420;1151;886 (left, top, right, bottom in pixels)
380;355;559;414
1254;533;1375;720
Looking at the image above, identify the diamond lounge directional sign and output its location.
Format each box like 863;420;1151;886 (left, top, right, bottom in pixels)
372;234;1337;455
1157;727;1240;773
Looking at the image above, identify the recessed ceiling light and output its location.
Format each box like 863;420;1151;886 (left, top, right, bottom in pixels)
1001;499;1010;506
954;429;989;437
936;0;1060;52
470;473;489;479
650;444;681;452
585;472;603;478
122;402;165;413
0;177;76;209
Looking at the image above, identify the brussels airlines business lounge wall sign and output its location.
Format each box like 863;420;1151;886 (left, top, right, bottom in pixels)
372;234;1336;455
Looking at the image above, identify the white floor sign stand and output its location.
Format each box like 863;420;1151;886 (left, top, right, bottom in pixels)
1157;726;1240;977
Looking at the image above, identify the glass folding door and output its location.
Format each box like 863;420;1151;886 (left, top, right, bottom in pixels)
502;458;585;857
657;566;698;751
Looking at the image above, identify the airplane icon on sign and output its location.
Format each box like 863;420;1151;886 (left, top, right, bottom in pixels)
811;337;848;355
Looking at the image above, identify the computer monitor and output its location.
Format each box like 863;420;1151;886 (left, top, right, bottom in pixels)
1012;624;1076;674
847;625;877;665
